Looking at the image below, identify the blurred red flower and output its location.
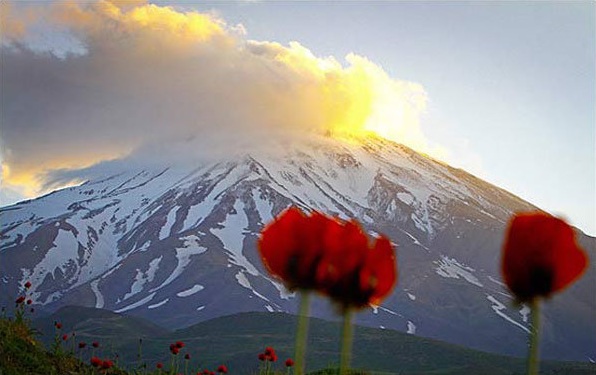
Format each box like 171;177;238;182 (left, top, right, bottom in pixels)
258;353;266;361
15;296;25;304
54;322;62;329
24;281;32;289
78;342;86;349
101;360;113;369
90;356;102;367
156;362;163;369
26;299;32;305
185;353;191;360
62;334;68;341
258;207;333;290
92;341;100;348
315;218;397;309
217;364;228;373
285;358;294;367
502;212;588;302
175;340;185;348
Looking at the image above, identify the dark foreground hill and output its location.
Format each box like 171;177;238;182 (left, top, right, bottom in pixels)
26;306;596;375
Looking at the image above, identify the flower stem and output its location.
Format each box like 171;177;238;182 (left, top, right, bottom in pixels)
339;307;353;375
294;291;311;375
527;298;541;375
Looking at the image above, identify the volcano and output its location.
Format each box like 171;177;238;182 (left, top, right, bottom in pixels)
1;134;594;361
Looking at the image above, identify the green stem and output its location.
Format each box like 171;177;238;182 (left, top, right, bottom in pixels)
294;291;311;375
339;307;354;375
527;299;541;375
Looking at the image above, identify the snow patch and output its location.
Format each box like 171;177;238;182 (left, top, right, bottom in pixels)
196;305;205;311
486;295;530;333
115;292;156;313
150;236;206;292
265;305;274;312
177;284;204;297
123;256;162;300
159;207;179;240
407;321;416;334
148;298;169;309
90;279;104;309
435;256;483;287
235;271;270;301
407;293;416;301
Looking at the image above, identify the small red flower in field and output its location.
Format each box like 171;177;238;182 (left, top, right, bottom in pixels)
185;353;191;360
270;353;278;362
62;334;68;341
258;353;266;361
90;356;102;367
92;341;100;348
78;342;86;349
502;212;588;302
315;218;397;309
175;340;185;348
285;358;294;367
54;322;62;329
24;281;32;289
264;346;275;356
217;364;228;373
171;347;179;355
26;299;32;305
156;362;163;369
101;360;113;369
15;296;25;304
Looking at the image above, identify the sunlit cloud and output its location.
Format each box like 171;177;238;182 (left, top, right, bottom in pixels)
1;0;441;203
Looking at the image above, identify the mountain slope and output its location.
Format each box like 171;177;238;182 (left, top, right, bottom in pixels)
2;134;594;361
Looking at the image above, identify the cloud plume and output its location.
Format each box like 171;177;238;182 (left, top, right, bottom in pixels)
1;0;433;202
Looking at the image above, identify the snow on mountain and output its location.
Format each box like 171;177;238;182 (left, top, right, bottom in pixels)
1;134;594;361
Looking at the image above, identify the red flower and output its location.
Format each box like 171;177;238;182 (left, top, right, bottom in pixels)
24;281;32;289
264;346;275;356
90;356;102;367
15;296;25;304
26;299;32;305
315;218;397;309
258;207;334;290
258;353;266;361
217;364;228;373
502;212;588;302
55;322;62;329
92;341;100;348
175;340;185;348
171;347;179;355
185;353;191;360
285;358;294;367
79;342;87;349
101;360;113;369
62;334;68;341
156;362;163;369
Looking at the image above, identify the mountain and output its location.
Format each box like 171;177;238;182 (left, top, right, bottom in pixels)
30;307;596;375
2;134;595;361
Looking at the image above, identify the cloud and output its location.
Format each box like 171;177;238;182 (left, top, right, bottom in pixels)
1;0;435;201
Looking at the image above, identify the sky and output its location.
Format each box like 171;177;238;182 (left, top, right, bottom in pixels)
0;1;594;236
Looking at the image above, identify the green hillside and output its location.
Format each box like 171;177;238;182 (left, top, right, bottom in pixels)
16;307;594;375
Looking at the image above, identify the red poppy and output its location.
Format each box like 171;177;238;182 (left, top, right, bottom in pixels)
185;353;191;360
92;341;100;348
156;362;163;369
171;347;179;355
55;322;62;329
62;334;68;341
285;358;294;367
264;346;275;356
315;218;397;309
24;281;32;289
26;299;32;305
15;296;25;304
502;212;588;302
258;207;334;290
90;356;102;367
217;364;228;373
79;342;87;349
175;340;185;348
101;360;113;369
258;353;266;361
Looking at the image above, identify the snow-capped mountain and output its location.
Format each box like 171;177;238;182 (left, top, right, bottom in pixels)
1;134;594;361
